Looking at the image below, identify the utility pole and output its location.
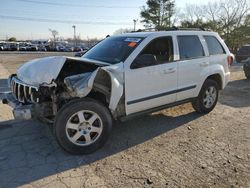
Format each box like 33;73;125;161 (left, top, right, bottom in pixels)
133;19;137;32
72;25;76;47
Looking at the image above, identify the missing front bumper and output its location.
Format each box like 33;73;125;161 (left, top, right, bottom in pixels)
2;92;53;120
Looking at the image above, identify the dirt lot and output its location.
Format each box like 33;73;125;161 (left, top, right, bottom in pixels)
0;52;249;188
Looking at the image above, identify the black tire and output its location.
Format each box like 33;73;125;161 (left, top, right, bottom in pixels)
54;98;112;155
192;79;219;114
243;63;250;79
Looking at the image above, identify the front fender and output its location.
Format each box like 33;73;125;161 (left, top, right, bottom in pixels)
64;62;124;113
101;63;124;111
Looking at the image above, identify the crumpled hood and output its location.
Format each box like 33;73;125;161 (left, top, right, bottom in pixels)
17;56;67;86
16;56;109;86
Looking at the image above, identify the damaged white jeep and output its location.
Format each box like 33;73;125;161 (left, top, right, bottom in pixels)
3;29;231;154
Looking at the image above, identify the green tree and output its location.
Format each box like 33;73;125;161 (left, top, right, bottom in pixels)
140;0;175;30
180;0;250;51
8;37;16;42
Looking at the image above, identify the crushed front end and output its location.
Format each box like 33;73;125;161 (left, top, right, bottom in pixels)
2;56;108;121
3;75;54;121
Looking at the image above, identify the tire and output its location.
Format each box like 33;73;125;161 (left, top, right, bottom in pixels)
54;98;112;155
192;79;219;114
243;63;250;79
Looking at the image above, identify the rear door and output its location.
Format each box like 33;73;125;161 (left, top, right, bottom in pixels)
176;35;209;101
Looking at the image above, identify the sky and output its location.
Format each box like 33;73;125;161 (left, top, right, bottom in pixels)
0;0;216;40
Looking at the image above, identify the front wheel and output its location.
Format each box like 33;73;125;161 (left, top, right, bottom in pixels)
192;79;219;114
54;98;112;155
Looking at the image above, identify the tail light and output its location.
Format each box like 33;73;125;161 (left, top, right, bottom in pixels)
227;55;233;66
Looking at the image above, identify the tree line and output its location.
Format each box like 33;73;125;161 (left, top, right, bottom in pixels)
140;0;250;52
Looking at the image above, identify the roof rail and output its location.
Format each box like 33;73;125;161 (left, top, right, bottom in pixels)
132;28;156;32
132;27;208;33
167;27;205;31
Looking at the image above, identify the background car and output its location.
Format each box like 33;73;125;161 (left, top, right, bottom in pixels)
30;45;38;51
236;45;250;62
243;58;250;79
56;46;66;52
73;46;83;52
74;49;88;57
64;46;73;52
19;45;27;51
38;46;47;51
8;43;19;51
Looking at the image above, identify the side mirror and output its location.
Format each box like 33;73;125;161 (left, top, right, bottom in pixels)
131;54;157;69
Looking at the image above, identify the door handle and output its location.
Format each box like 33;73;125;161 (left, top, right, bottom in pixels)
163;68;176;74
200;62;209;67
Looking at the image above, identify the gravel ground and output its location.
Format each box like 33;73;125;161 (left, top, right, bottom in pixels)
0;52;249;188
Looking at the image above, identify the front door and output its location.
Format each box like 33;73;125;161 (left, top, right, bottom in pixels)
124;36;178;115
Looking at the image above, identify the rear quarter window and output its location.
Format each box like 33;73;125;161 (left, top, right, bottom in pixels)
204;36;225;55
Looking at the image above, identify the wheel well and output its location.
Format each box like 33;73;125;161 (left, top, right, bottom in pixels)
206;74;222;90
86;69;111;107
87;90;109;107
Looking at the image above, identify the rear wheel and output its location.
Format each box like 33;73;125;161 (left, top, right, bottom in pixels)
54;98;112;154
192;79;219;114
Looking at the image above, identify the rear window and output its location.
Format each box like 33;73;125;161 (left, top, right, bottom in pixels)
178;36;204;60
204;36;225;55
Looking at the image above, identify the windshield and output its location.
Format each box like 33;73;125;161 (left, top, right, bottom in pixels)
82;36;143;64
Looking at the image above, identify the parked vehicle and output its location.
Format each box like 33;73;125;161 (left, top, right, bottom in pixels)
38;46;47;51
8;43;19;51
19;43;29;51
19;46;27;51
0;43;8;51
2;44;8;51
65;46;73;52
18;42;32;51
29;45;38;51
57;46;66;52
73;46;83;52
2;29;231;154
236;45;250;62
243;58;250;79
74;50;88;57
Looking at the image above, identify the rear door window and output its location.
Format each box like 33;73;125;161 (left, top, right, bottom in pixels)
204;36;225;55
177;36;204;60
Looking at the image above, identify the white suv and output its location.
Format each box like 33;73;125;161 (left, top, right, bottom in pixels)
3;29;231;154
